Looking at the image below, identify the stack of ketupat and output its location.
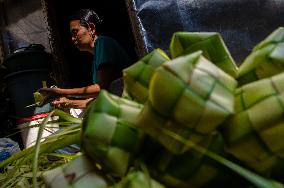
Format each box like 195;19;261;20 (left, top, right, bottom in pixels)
131;33;237;187
39;27;284;188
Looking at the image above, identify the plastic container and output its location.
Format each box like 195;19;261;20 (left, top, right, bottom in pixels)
17;112;59;148
3;43;54;118
2;44;52;74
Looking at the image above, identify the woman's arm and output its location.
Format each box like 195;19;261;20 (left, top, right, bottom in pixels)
39;84;100;97
57;84;100;96
38;84;100;106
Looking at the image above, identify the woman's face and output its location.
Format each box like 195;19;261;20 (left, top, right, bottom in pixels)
70;20;94;52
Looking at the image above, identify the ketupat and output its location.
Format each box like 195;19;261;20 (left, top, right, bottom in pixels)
123;49;170;103
237;27;284;86
133;50;243;186
224;72;284;180
136;102;207;154
42;155;108;188
135;51;236;153
170;32;238;78
144;50;235;135
82;90;144;177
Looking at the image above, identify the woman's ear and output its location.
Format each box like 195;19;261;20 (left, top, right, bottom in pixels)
89;23;96;34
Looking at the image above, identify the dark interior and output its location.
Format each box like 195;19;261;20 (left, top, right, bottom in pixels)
47;0;138;87
0;0;138;145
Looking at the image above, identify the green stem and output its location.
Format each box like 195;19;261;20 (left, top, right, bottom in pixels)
32;110;54;188
53;109;82;124
0;126;80;169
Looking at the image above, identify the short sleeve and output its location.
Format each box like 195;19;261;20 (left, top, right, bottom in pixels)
95;37;117;69
92;36;131;84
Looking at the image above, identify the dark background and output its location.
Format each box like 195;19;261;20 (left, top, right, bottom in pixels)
47;0;138;87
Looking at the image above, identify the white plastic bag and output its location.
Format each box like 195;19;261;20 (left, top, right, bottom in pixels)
0;138;21;161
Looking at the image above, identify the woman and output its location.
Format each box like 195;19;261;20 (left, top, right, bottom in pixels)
39;9;131;110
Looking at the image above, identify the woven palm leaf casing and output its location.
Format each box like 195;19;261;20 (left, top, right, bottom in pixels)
136;51;237;154
148;133;230;188
82;90;144;177
123;49;170;103
224;72;284;178
170;32;238;78
137;102;207;154
115;171;166;188
237;27;284;86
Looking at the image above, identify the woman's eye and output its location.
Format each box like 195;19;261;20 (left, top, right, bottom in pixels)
71;30;78;36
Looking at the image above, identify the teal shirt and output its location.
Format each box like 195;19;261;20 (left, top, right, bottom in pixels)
92;36;131;84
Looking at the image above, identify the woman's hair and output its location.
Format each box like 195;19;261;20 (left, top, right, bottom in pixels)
69;9;103;29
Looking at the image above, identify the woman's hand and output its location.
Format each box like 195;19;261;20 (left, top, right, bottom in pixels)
37;87;63;105
51;97;94;109
51;97;71;108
